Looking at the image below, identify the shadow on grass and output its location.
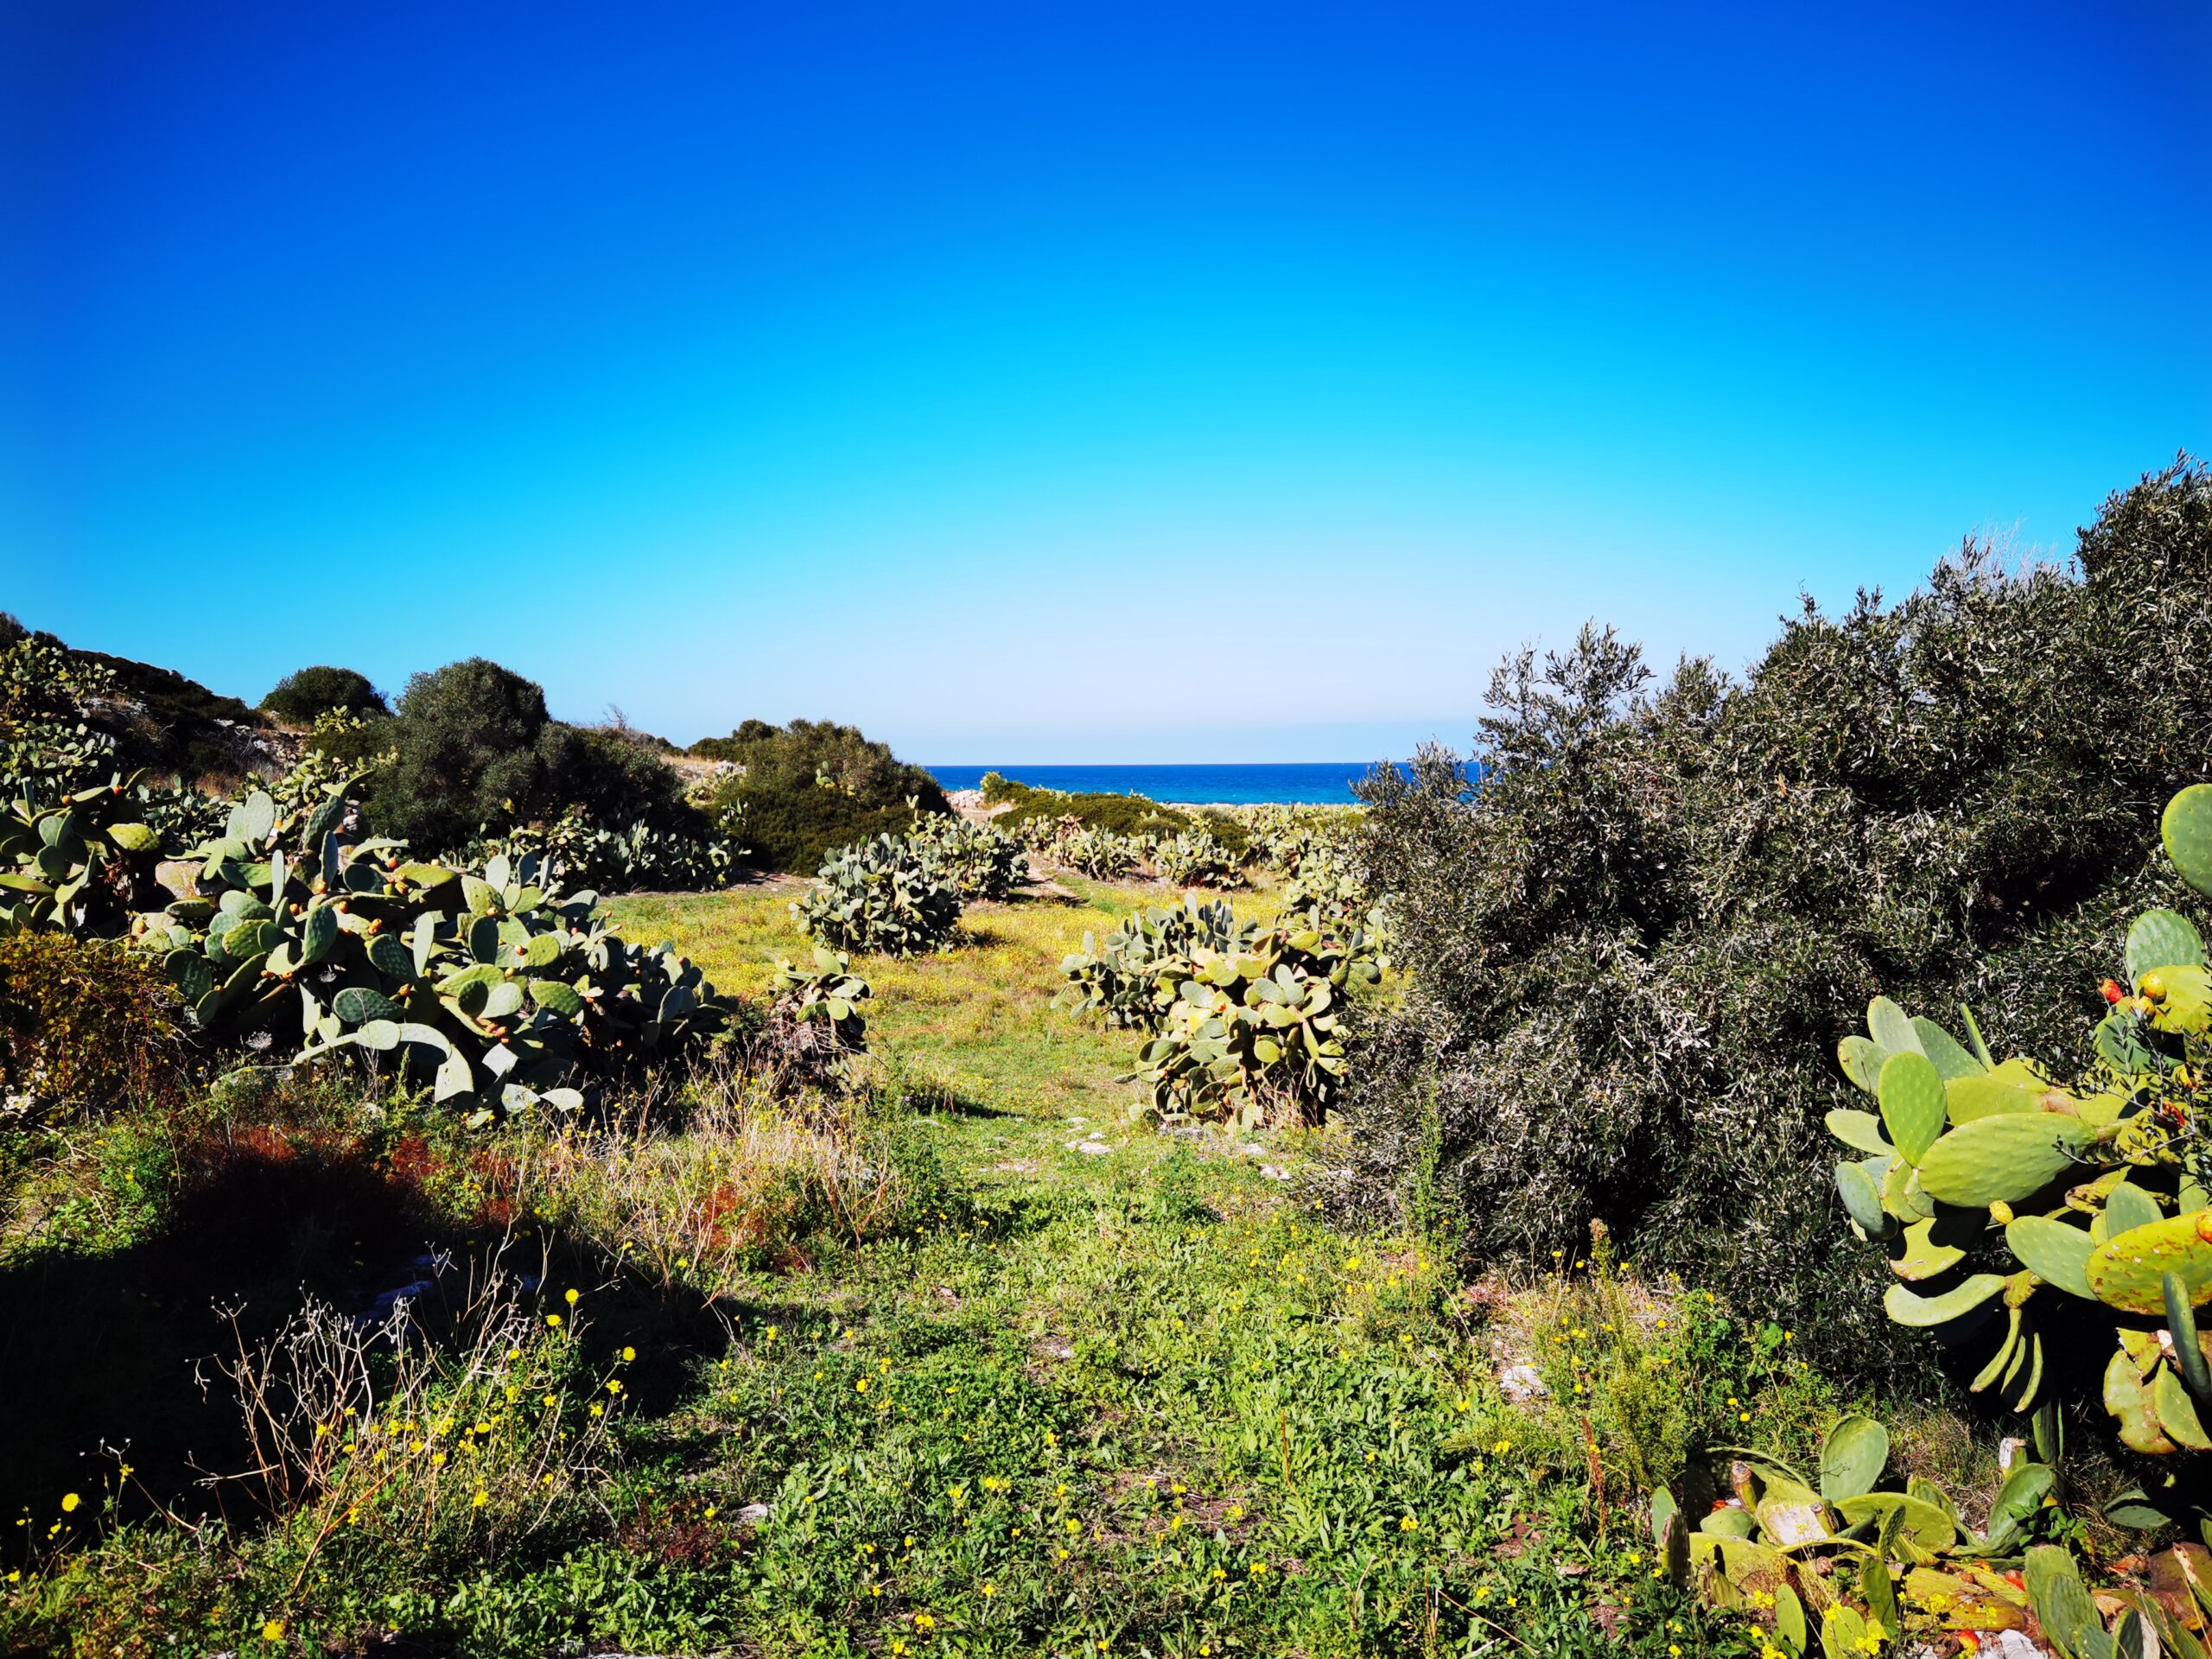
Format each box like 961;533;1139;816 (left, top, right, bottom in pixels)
0;1128;737;1534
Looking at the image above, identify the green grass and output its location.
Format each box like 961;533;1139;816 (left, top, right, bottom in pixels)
1;872;1853;1657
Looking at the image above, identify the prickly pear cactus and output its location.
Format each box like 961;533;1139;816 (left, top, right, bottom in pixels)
1828;785;2212;1476
131;782;723;1119
1650;1415;2113;1653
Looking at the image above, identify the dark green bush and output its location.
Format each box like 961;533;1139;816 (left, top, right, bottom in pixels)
699;720;949;874
366;659;692;851
996;789;1192;842
1338;458;2212;1385
258;665;387;723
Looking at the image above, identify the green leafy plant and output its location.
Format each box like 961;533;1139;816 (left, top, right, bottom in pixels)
132;784;721;1118
792;833;962;957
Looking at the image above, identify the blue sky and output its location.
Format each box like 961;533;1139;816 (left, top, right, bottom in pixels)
3;1;2207;762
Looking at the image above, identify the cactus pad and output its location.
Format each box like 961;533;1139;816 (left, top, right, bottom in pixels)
1818;1415;1889;1502
1835;1160;1892;1236
2104;1180;2164;1237
1889;1216;1968;1281
2159;1363;2212;1450
1913;1112;2094;1207
2128;908;2206;982
1866;995;1922;1058
1910;1016;1985;1080
1837;1035;1887;1095
1884;1274;2004;1327
1942;1057;2051;1125
2004;1214;2095;1298
2163;784;2212;898
1826;1109;1892;1156
1878;1051;1947;1165
2085;1215;2212;1314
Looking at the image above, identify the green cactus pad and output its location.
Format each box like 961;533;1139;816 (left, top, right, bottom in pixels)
1826;1109;1892;1155
2105;1180;2164;1236
1889;1216;1969;1281
1819;1605;1869;1659
1972;1307;2022;1391
1866;995;1922;1058
1818;1414;1888;1502
2085;1215;2212;1314
2163;784;2212;899
1696;1507;1754;1539
2156;1368;2212;1450
2128;908;2207;982
1881;1156;1937;1223
1836;1160;1889;1236
1942;1057;2052;1125
2025;1545;2103;1658
1913;1113;2095;1207
1837;1034;1888;1095
2005;1214;2095;1298
1878;1051;1947;1164
1884;1274;2005;1327
1910;1016;1985;1080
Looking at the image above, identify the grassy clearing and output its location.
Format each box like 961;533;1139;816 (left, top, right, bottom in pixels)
0;869;1926;1656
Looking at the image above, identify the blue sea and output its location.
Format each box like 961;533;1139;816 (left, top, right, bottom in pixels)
923;762;1400;805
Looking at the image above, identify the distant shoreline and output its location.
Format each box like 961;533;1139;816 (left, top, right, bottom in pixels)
924;761;1402;807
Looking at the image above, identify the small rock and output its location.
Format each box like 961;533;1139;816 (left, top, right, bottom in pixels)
1076;1141;1111;1156
1499;1363;1548;1404
734;1502;772;1523
1257;1164;1292;1181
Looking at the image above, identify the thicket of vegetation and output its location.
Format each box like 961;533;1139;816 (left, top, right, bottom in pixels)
1344;459;2212;1384
15;459;2212;1656
696;718;952;873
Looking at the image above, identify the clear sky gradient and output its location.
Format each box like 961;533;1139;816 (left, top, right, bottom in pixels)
4;2;2207;762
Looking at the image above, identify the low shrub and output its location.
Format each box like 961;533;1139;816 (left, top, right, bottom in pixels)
0;931;186;1115
996;788;1192;842
792;833;962;957
367;659;690;851
697;720;949;874
258;665;387;724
